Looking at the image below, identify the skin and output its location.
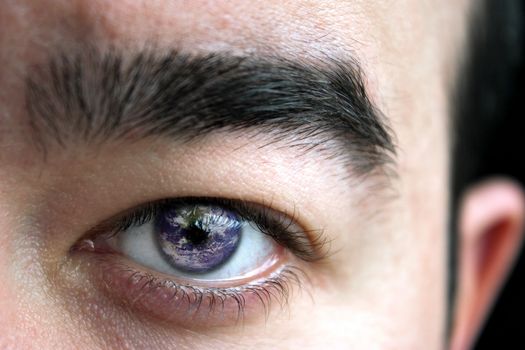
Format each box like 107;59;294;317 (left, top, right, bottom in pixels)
1;1;523;349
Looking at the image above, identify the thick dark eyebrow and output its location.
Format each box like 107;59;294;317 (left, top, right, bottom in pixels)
25;47;395;176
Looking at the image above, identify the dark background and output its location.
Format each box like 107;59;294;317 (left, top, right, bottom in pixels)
471;6;525;347
473;75;525;348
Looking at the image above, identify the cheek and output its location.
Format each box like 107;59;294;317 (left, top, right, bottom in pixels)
383;205;447;348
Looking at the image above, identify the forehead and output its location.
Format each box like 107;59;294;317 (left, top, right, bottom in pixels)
1;0;469;85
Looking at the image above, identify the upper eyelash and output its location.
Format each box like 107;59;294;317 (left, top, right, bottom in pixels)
106;197;330;262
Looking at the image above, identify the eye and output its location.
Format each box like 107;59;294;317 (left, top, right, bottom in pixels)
73;197;328;326
102;201;281;281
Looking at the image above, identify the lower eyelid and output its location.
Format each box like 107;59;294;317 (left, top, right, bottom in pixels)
83;253;307;328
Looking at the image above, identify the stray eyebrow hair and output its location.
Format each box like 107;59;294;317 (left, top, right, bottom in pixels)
25;47;395;176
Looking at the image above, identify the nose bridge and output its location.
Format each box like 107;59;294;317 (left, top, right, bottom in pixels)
0;218;25;348
0;196;49;348
0;203;24;344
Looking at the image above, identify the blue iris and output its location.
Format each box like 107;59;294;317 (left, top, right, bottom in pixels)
155;205;243;273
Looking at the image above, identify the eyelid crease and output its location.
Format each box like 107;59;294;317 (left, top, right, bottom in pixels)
92;197;331;263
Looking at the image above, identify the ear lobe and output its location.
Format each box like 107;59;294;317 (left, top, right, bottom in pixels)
451;179;525;350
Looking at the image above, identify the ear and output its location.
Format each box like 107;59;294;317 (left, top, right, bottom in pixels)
451;178;525;350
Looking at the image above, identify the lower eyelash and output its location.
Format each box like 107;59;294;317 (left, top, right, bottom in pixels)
96;258;308;325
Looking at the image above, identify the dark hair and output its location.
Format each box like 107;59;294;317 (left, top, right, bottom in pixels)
449;0;524;340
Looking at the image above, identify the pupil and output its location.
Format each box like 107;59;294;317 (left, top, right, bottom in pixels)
185;224;209;245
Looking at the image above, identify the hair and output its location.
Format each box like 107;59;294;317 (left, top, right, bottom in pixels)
449;0;524;339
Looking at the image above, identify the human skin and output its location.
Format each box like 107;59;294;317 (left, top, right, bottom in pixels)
1;1;521;350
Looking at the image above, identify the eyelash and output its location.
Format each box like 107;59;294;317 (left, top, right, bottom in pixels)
102;197;328;263
77;197;328;323
101;261;307;322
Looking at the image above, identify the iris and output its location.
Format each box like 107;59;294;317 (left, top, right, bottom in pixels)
156;205;243;273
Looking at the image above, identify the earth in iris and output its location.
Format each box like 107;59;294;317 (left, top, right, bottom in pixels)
156;205;243;273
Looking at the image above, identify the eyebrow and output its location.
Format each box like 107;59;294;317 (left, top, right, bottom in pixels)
25;47;395;176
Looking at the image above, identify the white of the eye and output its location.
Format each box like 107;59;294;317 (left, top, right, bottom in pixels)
117;220;276;281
